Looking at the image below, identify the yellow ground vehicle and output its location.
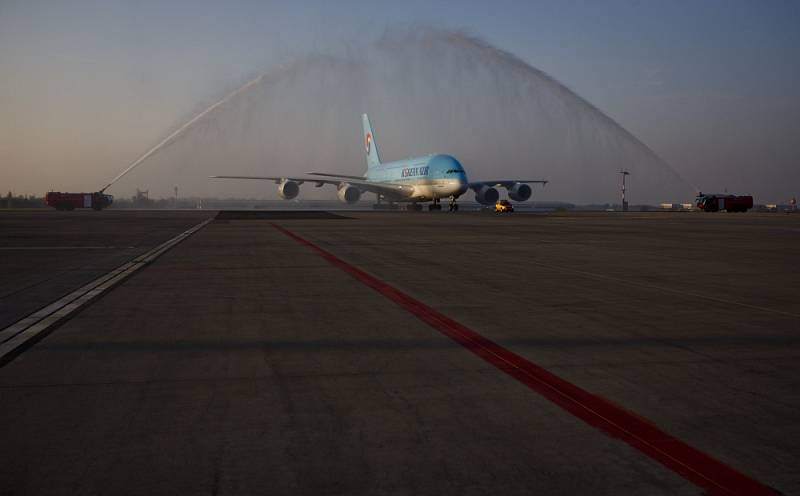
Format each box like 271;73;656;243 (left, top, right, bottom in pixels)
495;199;514;213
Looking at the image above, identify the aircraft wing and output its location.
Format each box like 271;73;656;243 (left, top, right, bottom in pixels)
306;172;367;180
469;180;548;189
209;175;415;200
313;176;415;199
210;175;296;183
303;173;414;197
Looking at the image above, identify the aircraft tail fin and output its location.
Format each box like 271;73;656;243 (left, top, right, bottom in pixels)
362;113;381;170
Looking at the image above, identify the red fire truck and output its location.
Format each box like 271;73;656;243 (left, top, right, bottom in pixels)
45;192;114;211
695;192;753;212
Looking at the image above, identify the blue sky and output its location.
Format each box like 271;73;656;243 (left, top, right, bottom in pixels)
1;0;798;200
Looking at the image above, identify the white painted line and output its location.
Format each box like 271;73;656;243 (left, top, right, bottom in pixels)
0;246;122;250
0;218;214;364
0;262;134;344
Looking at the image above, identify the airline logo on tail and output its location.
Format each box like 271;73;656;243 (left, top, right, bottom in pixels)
365;132;373;154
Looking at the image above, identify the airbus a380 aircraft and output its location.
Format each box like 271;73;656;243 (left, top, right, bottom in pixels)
211;114;547;211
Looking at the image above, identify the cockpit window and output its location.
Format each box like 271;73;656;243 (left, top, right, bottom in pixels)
446;169;463;174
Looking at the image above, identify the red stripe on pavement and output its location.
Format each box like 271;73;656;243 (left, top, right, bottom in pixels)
271;223;780;496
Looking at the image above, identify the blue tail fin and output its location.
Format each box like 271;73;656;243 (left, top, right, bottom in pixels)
362;113;381;170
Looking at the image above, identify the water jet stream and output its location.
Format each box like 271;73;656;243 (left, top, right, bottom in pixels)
99;74;266;193
107;27;693;203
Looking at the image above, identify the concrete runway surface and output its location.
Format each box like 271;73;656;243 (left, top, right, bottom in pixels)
0;210;210;329
0;210;797;495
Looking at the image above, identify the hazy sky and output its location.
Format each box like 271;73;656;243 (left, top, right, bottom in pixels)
1;0;798;202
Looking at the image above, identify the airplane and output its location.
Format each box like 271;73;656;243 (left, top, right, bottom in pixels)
210;114;547;211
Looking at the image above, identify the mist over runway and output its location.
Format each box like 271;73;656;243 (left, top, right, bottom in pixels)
137;28;692;204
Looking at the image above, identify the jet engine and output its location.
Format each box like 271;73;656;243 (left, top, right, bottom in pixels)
278;180;300;200
508;183;532;202
337;184;361;204
474;185;500;205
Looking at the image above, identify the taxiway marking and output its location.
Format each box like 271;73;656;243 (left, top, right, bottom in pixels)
0;218;213;366
271;222;779;496
0;246;123;250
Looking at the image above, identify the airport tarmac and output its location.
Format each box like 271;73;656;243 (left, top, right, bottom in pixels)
0;210;798;495
0;210;211;329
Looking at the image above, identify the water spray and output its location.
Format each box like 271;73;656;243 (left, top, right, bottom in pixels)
96;28;694;203
99;73;266;193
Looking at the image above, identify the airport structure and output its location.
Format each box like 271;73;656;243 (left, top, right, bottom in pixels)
619;169;630;212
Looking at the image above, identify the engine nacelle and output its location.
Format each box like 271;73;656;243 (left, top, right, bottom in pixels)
474;185;500;205
508;183;532;202
337;184;361;204
278;180;299;200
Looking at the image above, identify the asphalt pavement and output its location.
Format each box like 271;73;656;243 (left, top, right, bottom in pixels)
1;210;797;495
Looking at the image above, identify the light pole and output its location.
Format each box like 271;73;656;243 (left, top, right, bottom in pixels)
619;169;630;212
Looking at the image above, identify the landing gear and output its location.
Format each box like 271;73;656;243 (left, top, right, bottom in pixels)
407;203;423;211
373;194;399;210
428;198;442;211
448;196;459;212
